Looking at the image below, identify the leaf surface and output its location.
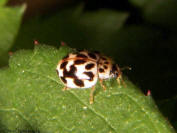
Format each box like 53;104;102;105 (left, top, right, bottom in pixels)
0;45;175;133
0;2;25;66
0;0;7;6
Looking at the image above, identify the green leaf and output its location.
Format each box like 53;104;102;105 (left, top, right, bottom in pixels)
0;0;7;6
129;0;152;7
0;4;26;66
129;0;177;31
7;5;177;130
156;95;177;129
0;0;8;7
0;44;175;132
77;10;129;50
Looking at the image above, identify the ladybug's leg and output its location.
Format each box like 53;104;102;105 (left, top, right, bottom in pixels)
117;74;124;86
116;65;126;87
99;79;106;91
62;86;69;91
90;86;96;104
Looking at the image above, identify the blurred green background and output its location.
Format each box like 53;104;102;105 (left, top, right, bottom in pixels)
0;0;177;130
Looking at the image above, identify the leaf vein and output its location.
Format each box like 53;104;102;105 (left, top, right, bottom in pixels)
0;107;33;129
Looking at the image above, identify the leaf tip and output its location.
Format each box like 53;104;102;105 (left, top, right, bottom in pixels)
20;3;27;13
33;40;40;45
60;41;67;46
8;51;13;56
146;89;151;96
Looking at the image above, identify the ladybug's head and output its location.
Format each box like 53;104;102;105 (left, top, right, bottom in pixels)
110;64;121;78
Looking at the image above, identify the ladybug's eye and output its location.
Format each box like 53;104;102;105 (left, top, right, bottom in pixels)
115;72;119;77
110;64;119;78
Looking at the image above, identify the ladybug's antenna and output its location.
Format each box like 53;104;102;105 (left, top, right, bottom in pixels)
116;64;122;85
120;66;132;71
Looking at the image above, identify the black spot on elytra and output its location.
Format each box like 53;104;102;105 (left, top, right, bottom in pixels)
99;68;104;73
84;72;94;81
74;79;84;87
74;59;86;64
104;61;109;64
62;64;85;87
63;65;76;78
88;52;97;59
76;53;88;58
60;76;67;83
99;62;103;65
85;63;95;70
104;65;108;69
101;57;107;60
60;61;68;69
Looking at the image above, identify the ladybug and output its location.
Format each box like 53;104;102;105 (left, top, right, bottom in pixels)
56;50;123;104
